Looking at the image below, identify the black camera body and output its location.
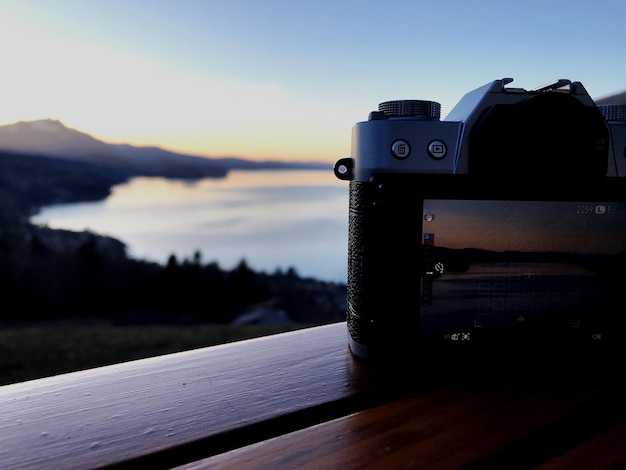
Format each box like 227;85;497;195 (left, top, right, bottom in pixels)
335;78;626;360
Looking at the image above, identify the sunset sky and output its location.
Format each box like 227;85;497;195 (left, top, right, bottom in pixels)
1;0;626;163
424;200;626;255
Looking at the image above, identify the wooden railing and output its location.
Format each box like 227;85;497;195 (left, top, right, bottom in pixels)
1;322;626;469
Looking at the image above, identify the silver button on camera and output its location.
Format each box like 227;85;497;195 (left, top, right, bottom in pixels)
391;140;410;159
428;140;447;159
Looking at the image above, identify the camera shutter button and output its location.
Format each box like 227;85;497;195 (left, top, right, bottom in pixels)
428;140;447;159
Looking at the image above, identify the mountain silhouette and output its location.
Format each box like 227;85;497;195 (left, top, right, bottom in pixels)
0;119;328;179
596;89;626;105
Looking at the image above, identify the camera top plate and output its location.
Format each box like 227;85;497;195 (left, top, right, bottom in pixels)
344;78;625;183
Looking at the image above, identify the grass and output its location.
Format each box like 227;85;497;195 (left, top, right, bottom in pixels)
0;320;311;386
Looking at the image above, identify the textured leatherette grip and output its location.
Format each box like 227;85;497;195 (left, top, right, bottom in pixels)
346;175;424;354
347;180;376;346
347;181;368;313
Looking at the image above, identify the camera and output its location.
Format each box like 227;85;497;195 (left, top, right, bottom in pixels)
334;78;626;360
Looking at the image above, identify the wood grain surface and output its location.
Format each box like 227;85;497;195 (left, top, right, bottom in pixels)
2;320;625;469
0;322;384;469
182;370;626;469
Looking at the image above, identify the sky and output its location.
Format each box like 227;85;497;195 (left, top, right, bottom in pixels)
1;0;626;163
423;200;626;254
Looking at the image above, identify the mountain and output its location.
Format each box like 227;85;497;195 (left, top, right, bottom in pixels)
209;156;332;170
0;150;130;222
0;119;226;179
595;90;626;105
0;119;329;179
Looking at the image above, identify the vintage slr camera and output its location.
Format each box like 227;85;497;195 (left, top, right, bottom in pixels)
335;78;626;360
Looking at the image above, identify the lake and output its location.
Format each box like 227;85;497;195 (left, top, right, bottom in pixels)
31;170;350;283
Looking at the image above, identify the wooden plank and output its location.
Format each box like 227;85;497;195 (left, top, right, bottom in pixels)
0;322;385;469
182;378;626;469
534;421;626;469
4;319;625;469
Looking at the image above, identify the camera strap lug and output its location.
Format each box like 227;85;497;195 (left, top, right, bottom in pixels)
334;158;354;180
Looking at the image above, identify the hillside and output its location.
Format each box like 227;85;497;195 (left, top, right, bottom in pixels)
0;145;345;334
596;90;626;105
0;149;346;344
0;150;131;223
0;120;227;179
0;119;329;179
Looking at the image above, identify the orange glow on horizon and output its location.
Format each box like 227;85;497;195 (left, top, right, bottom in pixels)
0;14;354;165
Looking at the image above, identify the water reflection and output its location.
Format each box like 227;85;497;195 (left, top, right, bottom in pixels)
31;170;349;282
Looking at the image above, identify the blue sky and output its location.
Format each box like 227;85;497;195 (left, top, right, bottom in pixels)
1;0;625;162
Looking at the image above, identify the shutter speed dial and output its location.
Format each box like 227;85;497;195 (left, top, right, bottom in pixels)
378;100;441;119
